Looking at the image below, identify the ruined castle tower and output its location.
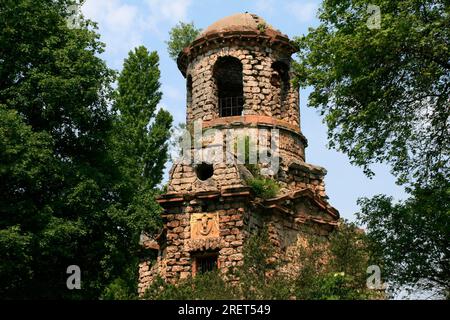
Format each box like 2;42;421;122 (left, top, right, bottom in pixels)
138;13;339;295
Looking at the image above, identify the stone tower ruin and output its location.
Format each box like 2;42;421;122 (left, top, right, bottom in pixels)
138;13;339;295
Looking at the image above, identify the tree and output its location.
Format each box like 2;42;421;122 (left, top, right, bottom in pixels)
357;180;450;297
104;46;172;299
291;221;378;300
294;0;449;186
113;46;172;194
0;0;118;299
166;22;201;61
0;106;52;296
0;0;172;299
294;0;449;298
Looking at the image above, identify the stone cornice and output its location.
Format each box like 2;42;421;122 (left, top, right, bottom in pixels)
157;186;339;221
177;30;299;77
258;188;340;220
156;186;254;206
201;115;308;146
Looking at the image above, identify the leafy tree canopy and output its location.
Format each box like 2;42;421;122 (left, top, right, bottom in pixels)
295;0;449;298
357;179;450;297
294;0;449;186
0;0;117;299
0;0;172;299
166;21;201;61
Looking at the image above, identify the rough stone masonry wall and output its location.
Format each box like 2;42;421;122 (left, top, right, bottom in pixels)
168;125;308;194
241;200;336;277
168;161;244;193
138;195;251;295
167;154;327;198
186;43;299;128
277;162;328;198
287;167;327;198
138;201;336;296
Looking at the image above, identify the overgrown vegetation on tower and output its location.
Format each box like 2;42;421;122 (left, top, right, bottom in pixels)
143;221;382;300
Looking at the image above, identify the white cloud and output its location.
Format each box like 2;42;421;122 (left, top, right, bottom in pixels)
81;0;192;69
105;4;138;31
143;0;192;35
145;0;191;23
83;0;139;30
81;0;145;64
285;1;319;23
254;0;276;13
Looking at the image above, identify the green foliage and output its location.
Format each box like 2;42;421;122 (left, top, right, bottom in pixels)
112;45;172;210
166;21;201;61
329;221;372;283
0;225;32;296
233;135;280;199
295;0;450;298
357;179;450;296
292;222;378;300
247;177;280;199
257;23;267;33
0;1;172;299
0;0;117;299
103;46;173;299
307;273;367;300
238;227;281;299
101;264;140;300
235;135;260;176
144;271;236;300
294;0;449;186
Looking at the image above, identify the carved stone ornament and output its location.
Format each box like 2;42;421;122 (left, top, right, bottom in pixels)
190;213;220;239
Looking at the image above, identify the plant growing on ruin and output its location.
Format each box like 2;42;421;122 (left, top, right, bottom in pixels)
246;177;280;199
142;222;380;300
233;135;280;199
166;21;202;61
235;135;260;176
257;22;267;33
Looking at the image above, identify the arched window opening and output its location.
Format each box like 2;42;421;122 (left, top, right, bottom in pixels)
271;61;290;107
213;57;244;117
187;75;193;109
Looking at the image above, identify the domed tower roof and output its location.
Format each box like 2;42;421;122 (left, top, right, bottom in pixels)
197;12;284;39
177;12;297;76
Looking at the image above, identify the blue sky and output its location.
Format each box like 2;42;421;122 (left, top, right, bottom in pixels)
81;0;408;221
